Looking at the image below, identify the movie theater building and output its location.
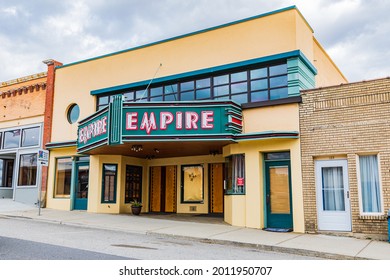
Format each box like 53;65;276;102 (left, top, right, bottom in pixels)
0;60;60;205
45;6;346;232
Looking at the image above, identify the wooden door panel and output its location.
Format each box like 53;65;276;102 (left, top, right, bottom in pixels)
164;165;177;213
210;163;223;213
150;166;161;212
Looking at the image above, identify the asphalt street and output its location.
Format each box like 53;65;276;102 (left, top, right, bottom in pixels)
0;216;322;260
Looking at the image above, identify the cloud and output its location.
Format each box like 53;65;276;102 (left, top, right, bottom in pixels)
0;0;389;83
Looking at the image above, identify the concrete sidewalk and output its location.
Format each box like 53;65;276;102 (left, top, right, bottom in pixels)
1;199;389;260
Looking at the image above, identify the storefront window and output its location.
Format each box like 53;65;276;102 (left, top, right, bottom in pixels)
181;165;204;203
3;130;20;149
54;158;72;198
0;159;14;188
21;127;40;147
18;153;37;186
125;165;142;204
225;154;245;194
102;164;117;203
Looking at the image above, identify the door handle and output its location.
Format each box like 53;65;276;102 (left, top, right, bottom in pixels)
347;191;349;199
266;194;270;204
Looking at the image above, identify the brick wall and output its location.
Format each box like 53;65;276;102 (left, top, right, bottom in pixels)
300;78;390;239
0;74;47;123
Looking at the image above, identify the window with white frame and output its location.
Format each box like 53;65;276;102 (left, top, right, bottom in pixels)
358;155;383;214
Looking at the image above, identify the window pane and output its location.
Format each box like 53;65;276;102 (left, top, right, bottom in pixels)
270;64;287;76
231;71;247;83
265;152;290;160
231;82;248;94
250;68;267;79
359;155;381;213
125;165;142;204
270;88;288;100
231;93;248;104
164;84;178;94
196;88;211;99
164;93;178;101
123;92;134;101
0;159;13;188
67;104;80;124
251;79;268;91
214;85;229;97
322;167;345;211
213;75;229;85
251;90;268;102
150;95;163;101
54;158;72;197
3;130;20;149
21;127;40;147
150;86;163;97
180;91;194;101
102;164;117;203
270;75;288;88
98;96;109;105
196;78;210;89
135;89;146;101
18;153;37;186
180;81;194;91
228;154;245;194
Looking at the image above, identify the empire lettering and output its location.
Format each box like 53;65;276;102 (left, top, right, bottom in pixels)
78;116;107;144
126;111;214;134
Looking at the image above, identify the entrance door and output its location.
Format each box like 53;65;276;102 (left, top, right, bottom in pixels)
209;163;224;213
73;162;89;210
315;160;351;231
265;161;293;229
149;166;177;212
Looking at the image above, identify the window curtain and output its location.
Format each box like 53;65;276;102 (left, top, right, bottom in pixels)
322;167;345;211
232;154;245;193
359;155;381;213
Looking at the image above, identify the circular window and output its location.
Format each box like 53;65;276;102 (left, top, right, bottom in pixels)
67;104;80;124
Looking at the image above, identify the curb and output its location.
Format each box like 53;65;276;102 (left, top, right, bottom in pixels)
2;213;370;260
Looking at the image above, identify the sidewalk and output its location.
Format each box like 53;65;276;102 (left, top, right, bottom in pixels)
1;199;389;260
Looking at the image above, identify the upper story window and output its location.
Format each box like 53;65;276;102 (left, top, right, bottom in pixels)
96;62;288;110
67;104;80;124
0;126;41;150
3;130;20;149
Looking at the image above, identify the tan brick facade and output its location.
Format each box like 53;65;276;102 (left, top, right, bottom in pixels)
300;78;390;240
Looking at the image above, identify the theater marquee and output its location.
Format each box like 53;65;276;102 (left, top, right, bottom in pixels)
77;96;242;153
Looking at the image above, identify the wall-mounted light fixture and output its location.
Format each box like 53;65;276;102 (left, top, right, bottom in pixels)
131;145;143;152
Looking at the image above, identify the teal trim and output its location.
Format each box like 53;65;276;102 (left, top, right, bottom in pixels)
58;6;300;71
46;141;77;150
108;95;123;145
91;50;317;96
287;56;316;97
69;159;76;211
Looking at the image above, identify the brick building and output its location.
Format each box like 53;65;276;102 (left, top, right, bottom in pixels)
0;59;61;205
300;78;390;240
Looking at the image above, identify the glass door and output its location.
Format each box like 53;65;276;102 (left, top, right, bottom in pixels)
73;162;89;210
315;160;351;231
265;160;293;229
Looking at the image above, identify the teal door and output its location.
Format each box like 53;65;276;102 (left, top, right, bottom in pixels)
265;160;293;229
73;162;89;210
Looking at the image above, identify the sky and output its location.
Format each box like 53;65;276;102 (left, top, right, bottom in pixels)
0;0;389;83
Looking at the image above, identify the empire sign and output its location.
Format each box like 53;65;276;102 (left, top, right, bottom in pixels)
77;100;242;153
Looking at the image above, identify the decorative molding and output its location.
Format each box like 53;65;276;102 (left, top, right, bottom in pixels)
0;82;47;99
314;91;390;111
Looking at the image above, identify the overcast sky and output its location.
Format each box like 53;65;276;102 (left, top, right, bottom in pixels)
0;0;389;83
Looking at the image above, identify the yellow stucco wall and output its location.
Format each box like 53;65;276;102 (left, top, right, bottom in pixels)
242;103;299;133
313;38;348;86
50;7;331;144
223;138;304;232
46;147;76;211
